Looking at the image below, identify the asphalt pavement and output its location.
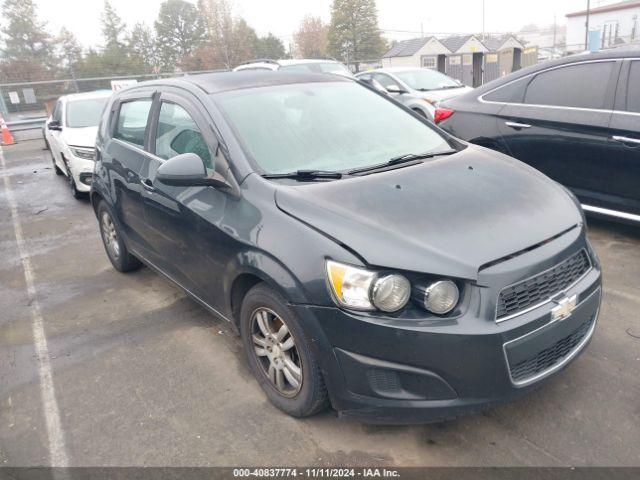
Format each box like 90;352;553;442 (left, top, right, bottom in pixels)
1;140;639;467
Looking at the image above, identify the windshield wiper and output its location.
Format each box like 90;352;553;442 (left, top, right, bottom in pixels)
348;150;457;175
261;169;344;180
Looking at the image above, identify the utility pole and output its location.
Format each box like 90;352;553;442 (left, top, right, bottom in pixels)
584;0;591;50
482;0;486;41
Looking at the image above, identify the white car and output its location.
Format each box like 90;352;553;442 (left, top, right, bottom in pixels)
45;90;112;198
233;58;354;78
355;68;473;120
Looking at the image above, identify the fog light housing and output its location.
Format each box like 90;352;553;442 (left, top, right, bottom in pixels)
422;280;459;315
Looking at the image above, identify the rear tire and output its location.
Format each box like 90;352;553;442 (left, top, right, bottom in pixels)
97;201;142;273
240;283;329;417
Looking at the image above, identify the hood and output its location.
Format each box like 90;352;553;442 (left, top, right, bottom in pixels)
275;146;581;280
62;126;98;148
417;86;474;103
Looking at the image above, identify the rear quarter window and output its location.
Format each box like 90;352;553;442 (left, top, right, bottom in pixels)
483;78;528;103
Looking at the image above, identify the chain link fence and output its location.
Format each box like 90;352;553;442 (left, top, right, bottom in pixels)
0;69;228;126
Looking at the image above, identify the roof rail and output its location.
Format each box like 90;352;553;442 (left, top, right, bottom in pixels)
238;58;280;66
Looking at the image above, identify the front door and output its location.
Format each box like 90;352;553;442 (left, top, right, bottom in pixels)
497;60;619;201
48;101;64;167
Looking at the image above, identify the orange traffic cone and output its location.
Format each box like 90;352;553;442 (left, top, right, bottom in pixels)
0;114;16;145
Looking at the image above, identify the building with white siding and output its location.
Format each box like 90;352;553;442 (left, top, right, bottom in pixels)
566;0;640;52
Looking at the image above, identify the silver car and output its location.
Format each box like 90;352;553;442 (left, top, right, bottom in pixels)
234;59;354;78
356;67;472;119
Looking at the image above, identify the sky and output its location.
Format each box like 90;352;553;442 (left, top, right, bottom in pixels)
35;0;609;48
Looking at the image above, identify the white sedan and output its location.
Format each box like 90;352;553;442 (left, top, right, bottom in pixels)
45;90;112;198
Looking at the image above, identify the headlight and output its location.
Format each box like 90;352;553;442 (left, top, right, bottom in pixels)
371;274;411;312
70;146;96;161
326;261;412;312
326;261;376;310
422;280;459;315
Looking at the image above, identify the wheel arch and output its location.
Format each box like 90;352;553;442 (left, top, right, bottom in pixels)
226;259;310;329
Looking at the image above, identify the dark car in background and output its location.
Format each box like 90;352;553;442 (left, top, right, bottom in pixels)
436;50;640;224
91;71;601;423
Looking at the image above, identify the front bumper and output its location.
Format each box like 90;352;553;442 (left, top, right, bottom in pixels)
292;237;602;424
66;154;95;192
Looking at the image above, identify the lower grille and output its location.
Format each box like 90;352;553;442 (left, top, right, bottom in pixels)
509;315;594;384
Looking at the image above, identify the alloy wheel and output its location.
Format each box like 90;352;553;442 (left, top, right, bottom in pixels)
101;212;120;260
250;307;303;397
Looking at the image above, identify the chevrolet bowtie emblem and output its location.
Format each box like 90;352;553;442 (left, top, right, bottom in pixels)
551;294;578;322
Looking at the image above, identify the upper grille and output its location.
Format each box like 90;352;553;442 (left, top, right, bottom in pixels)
509;314;594;383
497;249;591;320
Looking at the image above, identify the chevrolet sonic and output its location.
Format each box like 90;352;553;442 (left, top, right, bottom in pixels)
91;72;602;423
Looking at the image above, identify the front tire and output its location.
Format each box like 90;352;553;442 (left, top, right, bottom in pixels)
240;283;329;417
97;201;142;273
69;175;84;199
51;152;64;175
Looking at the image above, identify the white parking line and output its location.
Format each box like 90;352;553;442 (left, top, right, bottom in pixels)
0;145;69;467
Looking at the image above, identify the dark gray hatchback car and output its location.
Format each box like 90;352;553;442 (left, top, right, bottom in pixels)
91;71;602;423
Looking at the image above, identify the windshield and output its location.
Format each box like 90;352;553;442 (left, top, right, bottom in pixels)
279;62;352;76
66;97;109;128
215;82;452;175
395;70;460;91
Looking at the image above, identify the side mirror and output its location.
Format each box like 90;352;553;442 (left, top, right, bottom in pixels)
48;121;62;131
386;84;407;94
156;152;230;189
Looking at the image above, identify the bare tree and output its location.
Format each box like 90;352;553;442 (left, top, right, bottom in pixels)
294;15;328;59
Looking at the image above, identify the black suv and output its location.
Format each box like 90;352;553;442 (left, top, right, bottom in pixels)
91;72;601;423
436;50;640;224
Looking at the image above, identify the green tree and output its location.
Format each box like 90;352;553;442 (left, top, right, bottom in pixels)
128;23;158;74
57;28;82;69
327;0;384;70
101;0;126;51
97;0;133;76
0;0;55;80
294;15;328;59
255;33;285;59
155;0;205;70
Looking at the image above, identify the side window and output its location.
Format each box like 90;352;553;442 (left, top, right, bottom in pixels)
155;102;213;172
483;78;529;103
114;99;152;147
625;61;640;113
372;73;396;89
524;62;614;109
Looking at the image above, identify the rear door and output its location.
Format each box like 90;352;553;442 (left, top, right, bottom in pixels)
606;59;640;216
496;60;620;198
105;92;155;250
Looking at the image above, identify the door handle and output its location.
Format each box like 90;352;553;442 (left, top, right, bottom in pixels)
141;177;156;192
612;135;640;146
505;121;532;130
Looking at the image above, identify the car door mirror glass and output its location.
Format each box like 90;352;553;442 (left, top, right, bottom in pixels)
48;121;62;131
156;152;229;189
